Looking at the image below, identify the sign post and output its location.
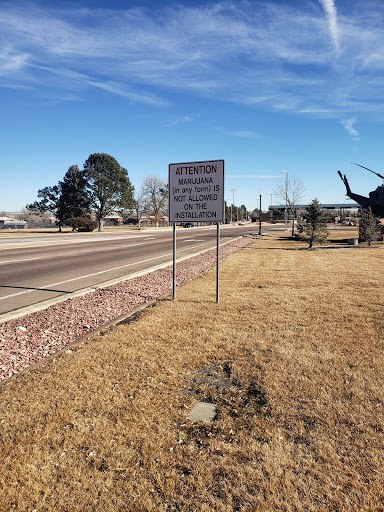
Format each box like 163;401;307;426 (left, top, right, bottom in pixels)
168;160;225;302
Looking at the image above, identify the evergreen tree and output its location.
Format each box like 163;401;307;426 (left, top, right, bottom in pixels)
27;165;92;231
302;198;328;248
359;207;382;246
83;153;134;231
58;165;92;223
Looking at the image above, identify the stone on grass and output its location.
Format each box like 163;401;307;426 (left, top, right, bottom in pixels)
188;402;217;423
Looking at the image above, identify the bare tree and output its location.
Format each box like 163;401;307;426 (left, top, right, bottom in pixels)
133;187;150;229
16;208;53;224
141;175;168;227
273;175;306;235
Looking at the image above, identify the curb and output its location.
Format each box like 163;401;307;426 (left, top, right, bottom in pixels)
0;235;254;387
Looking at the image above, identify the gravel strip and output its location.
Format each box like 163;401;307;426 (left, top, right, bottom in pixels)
0;237;253;383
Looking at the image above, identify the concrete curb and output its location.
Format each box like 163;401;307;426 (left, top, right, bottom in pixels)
0;236;254;387
0;235;248;324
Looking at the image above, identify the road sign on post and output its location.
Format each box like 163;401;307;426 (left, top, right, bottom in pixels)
168;160;224;223
169;160;224;303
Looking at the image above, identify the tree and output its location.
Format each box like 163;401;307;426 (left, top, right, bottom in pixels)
26;184;63;230
15;208;53;224
359;207;382;246
26;165;91;231
301;198;328;248
83;153;134;231
224;201;232;223
140;175;168;227
240;204;248;221
274;175;306;235
58;165;92;222
133;187;150;229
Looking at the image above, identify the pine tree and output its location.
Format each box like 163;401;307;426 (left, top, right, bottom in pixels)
359;207;382;246
27;165;92;231
58;165;92;223
302;199;329;248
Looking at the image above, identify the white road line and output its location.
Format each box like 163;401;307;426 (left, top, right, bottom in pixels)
0;241;211;302
94;243;147;249
0;252;175;301
0;257;41;265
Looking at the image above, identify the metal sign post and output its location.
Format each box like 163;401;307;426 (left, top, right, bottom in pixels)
169;160;224;301
173;222;176;300
216;222;220;303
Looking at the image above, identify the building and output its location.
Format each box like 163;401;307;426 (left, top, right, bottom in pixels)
0;217;28;229
268;203;360;219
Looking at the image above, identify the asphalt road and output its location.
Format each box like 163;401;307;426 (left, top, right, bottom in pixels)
0;224;270;318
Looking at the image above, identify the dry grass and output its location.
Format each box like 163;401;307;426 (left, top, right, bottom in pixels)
1;232;383;511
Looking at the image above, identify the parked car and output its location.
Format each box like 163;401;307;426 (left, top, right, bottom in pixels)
182;222;195;228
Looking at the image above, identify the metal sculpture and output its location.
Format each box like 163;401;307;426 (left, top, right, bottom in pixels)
338;164;384;218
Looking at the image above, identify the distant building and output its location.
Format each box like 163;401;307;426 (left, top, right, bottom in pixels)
104;214;123;226
269;203;360;213
0;217;28;229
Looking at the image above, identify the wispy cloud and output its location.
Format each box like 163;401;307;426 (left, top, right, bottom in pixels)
0;47;29;74
0;1;383;123
165;116;193;127
342;117;359;149
227;175;282;179
319;0;341;54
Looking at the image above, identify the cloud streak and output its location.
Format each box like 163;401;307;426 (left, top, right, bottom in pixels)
0;1;383;122
226;175;283;179
319;0;341;53
342;117;359;149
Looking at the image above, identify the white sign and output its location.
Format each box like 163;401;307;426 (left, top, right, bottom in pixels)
168;160;224;223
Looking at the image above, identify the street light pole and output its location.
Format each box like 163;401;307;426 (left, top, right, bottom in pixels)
259;191;262;235
282;171;288;232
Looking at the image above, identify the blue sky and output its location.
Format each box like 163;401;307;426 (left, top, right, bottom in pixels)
1;0;384;212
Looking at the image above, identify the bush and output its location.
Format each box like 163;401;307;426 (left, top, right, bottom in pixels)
301;199;329;248
359;207;382;246
66;217;98;232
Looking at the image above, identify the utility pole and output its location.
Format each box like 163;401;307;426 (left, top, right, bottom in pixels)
259;191;262;235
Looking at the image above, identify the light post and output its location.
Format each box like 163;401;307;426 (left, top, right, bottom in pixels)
282;171;288;232
259;191;262;235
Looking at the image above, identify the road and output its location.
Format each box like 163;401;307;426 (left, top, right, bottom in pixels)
0;223;274;319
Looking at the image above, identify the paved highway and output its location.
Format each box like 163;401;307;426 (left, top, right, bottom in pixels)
0;224;272;318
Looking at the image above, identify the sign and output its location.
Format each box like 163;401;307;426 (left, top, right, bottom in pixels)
168;160;224;223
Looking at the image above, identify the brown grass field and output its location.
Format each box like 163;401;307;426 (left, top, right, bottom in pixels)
0;232;383;511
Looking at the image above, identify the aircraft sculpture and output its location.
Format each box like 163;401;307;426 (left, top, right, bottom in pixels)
338;164;384;218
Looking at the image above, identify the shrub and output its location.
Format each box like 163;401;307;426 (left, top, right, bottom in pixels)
359;207;382;246
66;217;98;232
300;199;329;248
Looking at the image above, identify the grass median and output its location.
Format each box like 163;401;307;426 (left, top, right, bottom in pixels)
0;232;383;511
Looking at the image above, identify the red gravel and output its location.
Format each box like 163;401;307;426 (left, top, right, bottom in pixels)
0;237;253;382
